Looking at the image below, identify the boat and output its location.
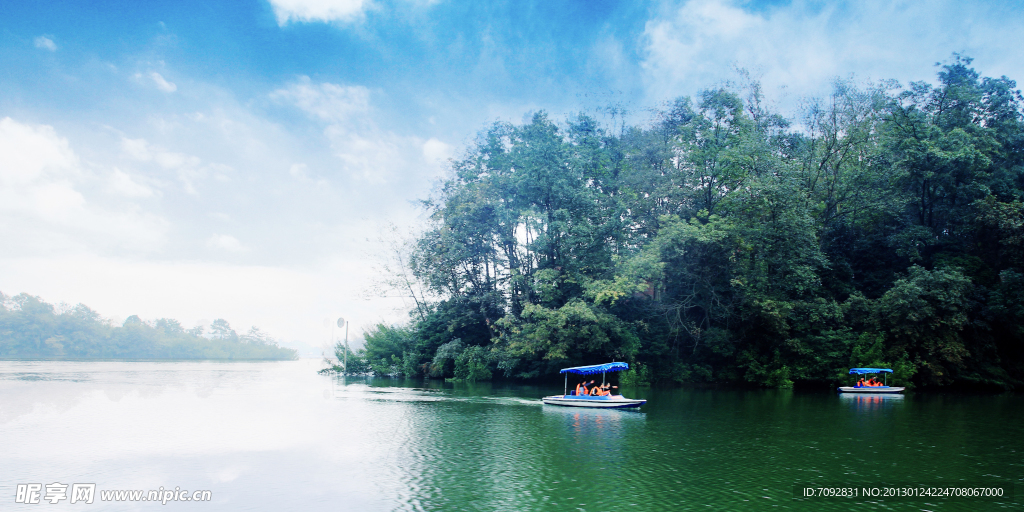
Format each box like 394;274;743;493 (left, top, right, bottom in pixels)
837;368;905;394
541;362;647;408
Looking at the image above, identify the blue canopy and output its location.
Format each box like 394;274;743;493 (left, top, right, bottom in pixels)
560;362;629;375
849;368;893;375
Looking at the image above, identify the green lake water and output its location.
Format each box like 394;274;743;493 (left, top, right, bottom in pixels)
1;360;1021;510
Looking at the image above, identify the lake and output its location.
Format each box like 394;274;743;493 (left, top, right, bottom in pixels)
1;360;1021;510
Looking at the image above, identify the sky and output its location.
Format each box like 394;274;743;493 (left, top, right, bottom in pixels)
1;0;1022;354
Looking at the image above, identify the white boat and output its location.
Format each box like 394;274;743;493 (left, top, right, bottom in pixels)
541;394;647;408
541;362;646;409
838;368;905;394
837;386;905;394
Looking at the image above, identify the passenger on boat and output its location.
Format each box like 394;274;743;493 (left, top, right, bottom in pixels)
575;382;585;396
856;378;865;388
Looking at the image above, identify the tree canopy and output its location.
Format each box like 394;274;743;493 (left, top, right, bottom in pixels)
353;56;1024;389
0;293;297;360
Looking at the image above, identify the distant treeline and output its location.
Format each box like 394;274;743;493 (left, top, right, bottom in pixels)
0;293;297;360
335;56;1024;390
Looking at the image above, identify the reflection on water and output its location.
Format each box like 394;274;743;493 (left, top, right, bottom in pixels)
1;361;1021;511
838;392;906;413
543;406;644;447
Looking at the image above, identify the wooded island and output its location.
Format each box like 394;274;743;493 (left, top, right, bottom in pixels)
0;293;297;360
339;56;1023;390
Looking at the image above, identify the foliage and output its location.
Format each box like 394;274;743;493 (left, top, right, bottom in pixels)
431;338;464;378
619;362;651;387
453;345;492;382
369;56;1024;389
0;293;297;360
871;266;973;385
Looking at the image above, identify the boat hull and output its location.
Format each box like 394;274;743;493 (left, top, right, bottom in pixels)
541;395;646;408
837;386;905;394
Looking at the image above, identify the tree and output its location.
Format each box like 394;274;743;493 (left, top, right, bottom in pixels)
209;319;238;341
370;56;1024;388
872;266;973;385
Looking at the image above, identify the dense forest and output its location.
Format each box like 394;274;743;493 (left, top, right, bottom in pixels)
0;292;297;360
337;56;1024;389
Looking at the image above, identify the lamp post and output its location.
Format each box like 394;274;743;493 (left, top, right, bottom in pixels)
337;317;348;373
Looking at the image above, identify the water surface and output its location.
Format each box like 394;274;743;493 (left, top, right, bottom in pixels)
1;360;1021;510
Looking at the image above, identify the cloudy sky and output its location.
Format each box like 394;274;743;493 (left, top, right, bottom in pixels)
1;0;1021;352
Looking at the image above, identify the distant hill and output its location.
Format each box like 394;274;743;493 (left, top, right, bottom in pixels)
0;293;297;361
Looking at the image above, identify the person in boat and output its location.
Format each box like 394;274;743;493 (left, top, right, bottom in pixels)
856;378;865;388
575;381;585;396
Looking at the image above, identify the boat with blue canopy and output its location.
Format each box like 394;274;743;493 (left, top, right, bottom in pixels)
541;362;647;408
838;368;905;394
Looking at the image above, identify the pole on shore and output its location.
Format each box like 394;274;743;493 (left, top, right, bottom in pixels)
336;317;348;375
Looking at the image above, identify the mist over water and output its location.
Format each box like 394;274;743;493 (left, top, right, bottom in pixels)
1;360;1020;510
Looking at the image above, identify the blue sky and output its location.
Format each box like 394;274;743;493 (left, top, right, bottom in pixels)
1;0;1022;352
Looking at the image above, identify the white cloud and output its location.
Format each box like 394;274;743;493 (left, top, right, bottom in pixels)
273;78;448;185
267;0;369;25
421;137;452;166
34;35;57;52
287;162;329;186
0;79;447;345
288;163;309;179
108;168;155;198
149;72;178;93
0;118;168;256
322;125;405;183
120;136;207;193
641;0;837;107
120;137;152;161
271;77;371;123
639;0;1024;116
207;234;247;252
0;117;78;185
